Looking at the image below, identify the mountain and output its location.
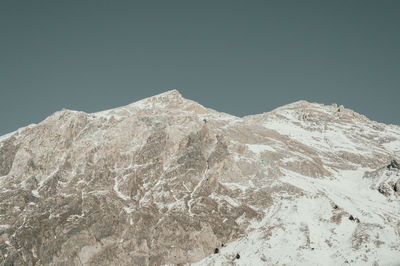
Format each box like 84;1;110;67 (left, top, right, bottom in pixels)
0;90;399;265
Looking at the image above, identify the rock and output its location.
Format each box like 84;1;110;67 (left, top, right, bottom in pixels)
387;160;400;170
378;183;391;196
394;180;400;194
348;215;360;223
236;253;240;259
0;137;18;176
214;248;219;254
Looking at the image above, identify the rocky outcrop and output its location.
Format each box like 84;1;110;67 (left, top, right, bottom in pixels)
0;137;18;176
387;159;400;170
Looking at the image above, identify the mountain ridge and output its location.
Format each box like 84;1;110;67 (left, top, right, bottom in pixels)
0;90;399;265
1;90;398;140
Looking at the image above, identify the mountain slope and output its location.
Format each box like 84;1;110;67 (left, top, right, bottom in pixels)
0;90;399;265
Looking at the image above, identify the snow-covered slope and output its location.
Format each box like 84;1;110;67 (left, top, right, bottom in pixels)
0;90;399;265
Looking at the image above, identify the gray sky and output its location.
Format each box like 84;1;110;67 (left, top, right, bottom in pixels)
1;0;399;135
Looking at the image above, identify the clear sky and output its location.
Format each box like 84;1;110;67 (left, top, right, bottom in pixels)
1;0;399;135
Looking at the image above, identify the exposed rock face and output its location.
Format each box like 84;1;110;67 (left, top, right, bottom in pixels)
370;162;400;198
0;90;399;265
0;137;18;176
387;159;400;170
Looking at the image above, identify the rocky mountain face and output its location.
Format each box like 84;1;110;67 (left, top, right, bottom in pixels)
0;90;399;266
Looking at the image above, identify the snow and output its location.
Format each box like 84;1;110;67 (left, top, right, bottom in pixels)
113;175;130;201
209;193;241;207
188;167;209;216
31;189;40;198
382;139;400;154
130;99;151;109
182;182;191;193
221;182;249;192
123;206;134;214
246;144;275;153
263;119;364;155
195;166;400;265
0;131;15;143
281;168;398;223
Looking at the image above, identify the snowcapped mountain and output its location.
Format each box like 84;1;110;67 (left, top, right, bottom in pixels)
0;90;399;265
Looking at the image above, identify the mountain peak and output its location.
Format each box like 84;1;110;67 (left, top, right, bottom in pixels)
126;89;187;109
148;89;184;104
157;89;182;98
